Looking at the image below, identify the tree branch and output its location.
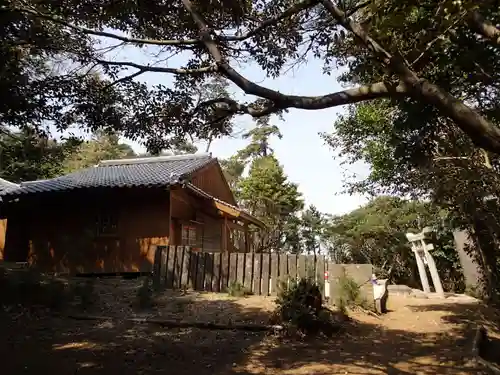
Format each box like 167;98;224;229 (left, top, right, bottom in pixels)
320;0;500;154
411;11;467;68
468;11;500;46
103;69;146;90
9;1;319;48
7;6;200;47
220;0;319;42
96;59;216;75
182;0;407;114
196;82;407;118
345;0;371;17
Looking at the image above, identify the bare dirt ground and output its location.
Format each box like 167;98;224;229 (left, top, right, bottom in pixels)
1;278;499;375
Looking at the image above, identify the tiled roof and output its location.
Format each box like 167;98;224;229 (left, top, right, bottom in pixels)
0;178;19;201
0;178;19;192
0;153;213;198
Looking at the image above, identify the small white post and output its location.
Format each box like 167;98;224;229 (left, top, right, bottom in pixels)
406;228;445;298
412;243;431;293
421;240;445;298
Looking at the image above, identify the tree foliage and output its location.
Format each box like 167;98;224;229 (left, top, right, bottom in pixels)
0;129;136;182
325;196;464;292
1;0;499;153
300;205;325;255
0;128;80;182
321;0;500;302
238;155;304;251
63;130;136;172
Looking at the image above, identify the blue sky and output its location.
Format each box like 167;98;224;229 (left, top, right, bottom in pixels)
99;40;371;216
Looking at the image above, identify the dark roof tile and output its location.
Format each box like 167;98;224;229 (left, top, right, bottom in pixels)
1;153;213;197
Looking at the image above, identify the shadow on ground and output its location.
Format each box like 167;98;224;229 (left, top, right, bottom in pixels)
0;303;267;375
1;286;497;375
408;301;500;333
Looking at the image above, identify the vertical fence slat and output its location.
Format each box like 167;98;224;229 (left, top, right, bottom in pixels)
160;250;345;298
220;252;229;292
236;253;245;286
229;253;237;286
316;255;325;291
288;254;297;282
180;246;190;288
244;252;254;292
187;248;197;290
160;246;169;288
253;253;262;295
173;246;183;289
212;253;221;292
203;252;213;292
305;255;315;279
279;254;288;288
297;255;306;279
195;253;205;290
166;246;176;288
270;254;279;295
261;253;270;296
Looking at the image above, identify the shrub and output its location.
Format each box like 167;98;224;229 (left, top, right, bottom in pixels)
227;281;252;297
136;277;154;309
275;277;337;336
334;269;369;314
465;284;482;299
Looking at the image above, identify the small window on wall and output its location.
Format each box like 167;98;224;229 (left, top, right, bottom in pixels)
181;225;197;247
96;213;118;237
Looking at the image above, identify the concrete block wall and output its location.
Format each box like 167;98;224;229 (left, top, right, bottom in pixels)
327;263;373;307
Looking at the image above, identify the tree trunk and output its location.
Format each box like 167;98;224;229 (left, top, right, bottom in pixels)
471;216;499;303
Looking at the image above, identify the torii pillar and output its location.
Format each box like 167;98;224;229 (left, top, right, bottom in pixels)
406;228;445;298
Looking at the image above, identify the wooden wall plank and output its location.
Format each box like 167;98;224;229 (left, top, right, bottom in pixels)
229;253;238;285
270;254;278;295
236;253;245;285
212;252;221;292
297;255;306;279
203;252;213;292
244;252;254;292
220;252;229;292
166;245;176;288
253;253;262;295
261;253;270;296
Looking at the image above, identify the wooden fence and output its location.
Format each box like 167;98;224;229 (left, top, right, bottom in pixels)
153;246;373;300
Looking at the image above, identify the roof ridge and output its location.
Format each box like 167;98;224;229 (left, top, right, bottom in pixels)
98;152;212;167
0;177;19;187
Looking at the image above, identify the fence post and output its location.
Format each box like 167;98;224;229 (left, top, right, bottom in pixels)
270;253;279;295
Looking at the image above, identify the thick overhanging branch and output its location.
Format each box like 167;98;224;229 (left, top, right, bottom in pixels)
468;11;500;46
182;0;407;113
320;0;500;154
192;82;406;123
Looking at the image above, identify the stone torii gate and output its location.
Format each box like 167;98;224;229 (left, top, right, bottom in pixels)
406;227;445;298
